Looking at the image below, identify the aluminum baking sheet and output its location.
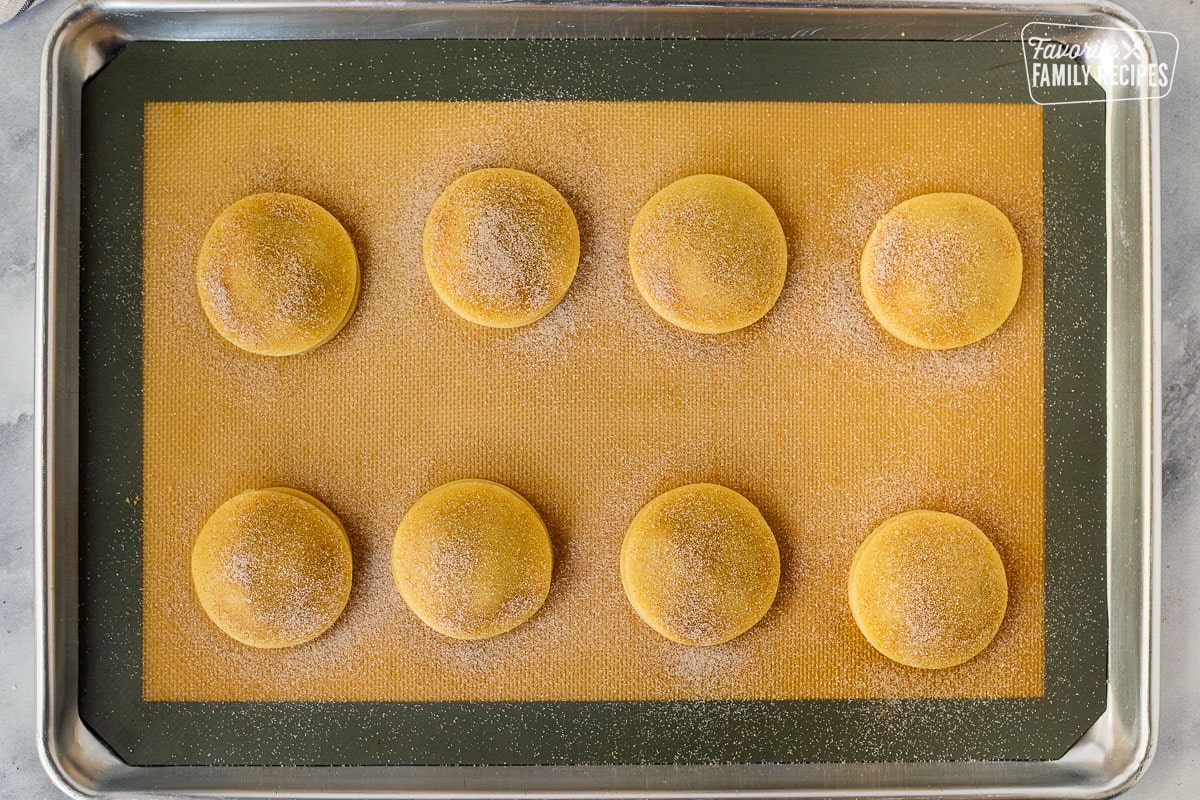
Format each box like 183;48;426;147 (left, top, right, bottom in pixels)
36;1;1160;797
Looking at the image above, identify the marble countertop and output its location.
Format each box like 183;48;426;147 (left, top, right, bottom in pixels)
1;0;1196;796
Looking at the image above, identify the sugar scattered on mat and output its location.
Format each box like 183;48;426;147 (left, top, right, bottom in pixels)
143;100;1045;718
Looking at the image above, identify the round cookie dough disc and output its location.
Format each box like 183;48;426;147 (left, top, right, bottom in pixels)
191;487;354;649
628;174;788;334
392;479;553;640
620;483;780;646
848;510;1008;669
423;168;580;328
860;192;1023;350
196;192;360;356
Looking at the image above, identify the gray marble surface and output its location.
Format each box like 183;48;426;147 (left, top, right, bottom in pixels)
1;0;1196;796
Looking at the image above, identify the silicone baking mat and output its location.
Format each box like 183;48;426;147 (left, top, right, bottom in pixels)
77;39;1107;766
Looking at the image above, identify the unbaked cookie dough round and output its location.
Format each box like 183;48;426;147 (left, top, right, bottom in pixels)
423;168;580;328
848;510;1008;669
628;174;788;334
860;192;1023;350
392;479;553;640
620;483;780;646
196;192;360;356
191;487;353;649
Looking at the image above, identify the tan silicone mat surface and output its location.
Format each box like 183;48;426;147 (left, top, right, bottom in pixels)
142;100;1044;702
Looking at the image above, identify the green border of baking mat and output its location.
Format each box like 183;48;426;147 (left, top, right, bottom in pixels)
77;39;1107;766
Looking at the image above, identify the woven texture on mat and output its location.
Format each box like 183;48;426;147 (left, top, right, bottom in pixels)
142;101;1044;702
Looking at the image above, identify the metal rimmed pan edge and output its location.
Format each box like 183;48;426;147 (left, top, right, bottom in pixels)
35;1;1159;797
